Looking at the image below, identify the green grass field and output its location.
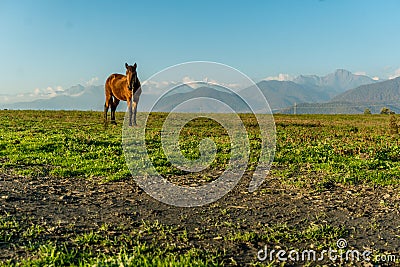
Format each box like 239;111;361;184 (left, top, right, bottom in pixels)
2;110;399;186
0;110;399;266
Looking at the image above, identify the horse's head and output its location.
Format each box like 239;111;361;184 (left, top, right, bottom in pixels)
125;63;140;91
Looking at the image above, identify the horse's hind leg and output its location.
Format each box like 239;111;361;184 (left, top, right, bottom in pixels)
111;97;120;125
104;93;112;126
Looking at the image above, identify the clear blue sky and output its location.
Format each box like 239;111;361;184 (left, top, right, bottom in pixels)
1;0;400;94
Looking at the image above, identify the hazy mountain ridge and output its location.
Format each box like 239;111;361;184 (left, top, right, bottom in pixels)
64;84;86;96
239;80;330;111
1;69;395;114
1;85;161;112
278;77;400;114
152;86;251;113
2;85;106;111
332;77;400;102
293;69;377;94
238;69;376;111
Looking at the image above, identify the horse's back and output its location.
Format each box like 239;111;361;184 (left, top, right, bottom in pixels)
105;73;130;101
106;74;125;91
106;73;124;85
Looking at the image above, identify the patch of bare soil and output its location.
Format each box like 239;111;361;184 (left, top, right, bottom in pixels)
1;173;399;266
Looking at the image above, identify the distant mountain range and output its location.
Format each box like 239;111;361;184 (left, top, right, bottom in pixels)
279;77;400;114
239;80;331;112
1;69;399;114
293;69;377;95
0;85;160;112
152;86;251;113
332;76;400;102
2;85;106;111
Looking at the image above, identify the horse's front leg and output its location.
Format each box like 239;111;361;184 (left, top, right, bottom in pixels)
128;99;133;126
132;100;138;126
132;90;141;126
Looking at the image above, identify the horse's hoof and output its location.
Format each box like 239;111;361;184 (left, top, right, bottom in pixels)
111;121;117;125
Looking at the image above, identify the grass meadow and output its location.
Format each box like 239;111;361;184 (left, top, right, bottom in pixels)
0;110;399;266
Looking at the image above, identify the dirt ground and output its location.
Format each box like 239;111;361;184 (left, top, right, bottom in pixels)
1;173;400;266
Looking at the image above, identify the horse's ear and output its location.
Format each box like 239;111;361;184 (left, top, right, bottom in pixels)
125;63;129;69
133;63;137;69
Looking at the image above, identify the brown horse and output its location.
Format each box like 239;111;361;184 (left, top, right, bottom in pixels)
104;63;141;126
